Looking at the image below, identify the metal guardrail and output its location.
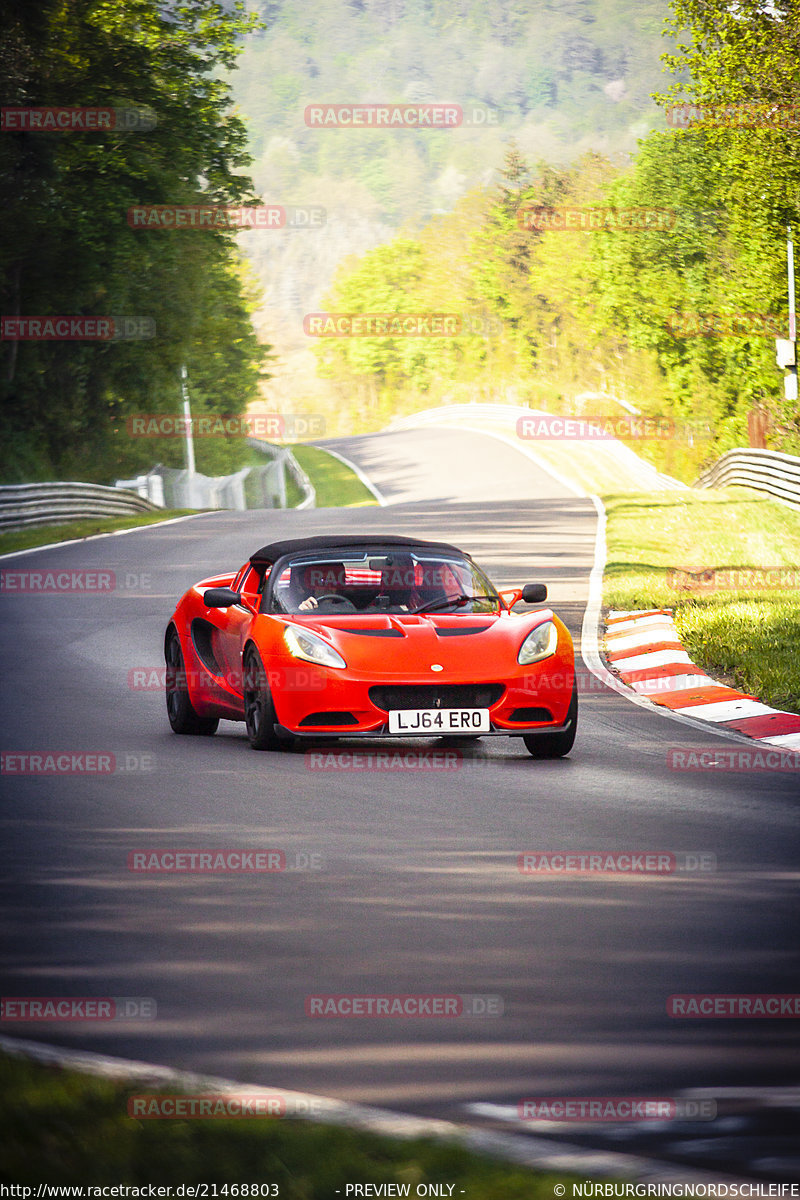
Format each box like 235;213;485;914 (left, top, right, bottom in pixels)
695;448;800;511
119;465;257;511
0;437;317;532
116;441;315;514
246;438;316;510
0;481;158;531
287;453;316;510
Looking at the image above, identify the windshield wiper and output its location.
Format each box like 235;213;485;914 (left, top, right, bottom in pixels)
414;593;474;614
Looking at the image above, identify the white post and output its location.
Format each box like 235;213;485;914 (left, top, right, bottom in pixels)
787;227;798;402
788;226;796;341
277;450;288;508
180;365;197;505
149;473;165;508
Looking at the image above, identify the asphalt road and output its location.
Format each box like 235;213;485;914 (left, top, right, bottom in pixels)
318;425;582;506
2;427;799;1176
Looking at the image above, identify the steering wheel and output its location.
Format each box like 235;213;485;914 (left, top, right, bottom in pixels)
314;593;357;611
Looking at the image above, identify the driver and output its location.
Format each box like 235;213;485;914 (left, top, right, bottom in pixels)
296;562;350;611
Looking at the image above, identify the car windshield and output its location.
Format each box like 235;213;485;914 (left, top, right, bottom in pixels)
267;547;499;615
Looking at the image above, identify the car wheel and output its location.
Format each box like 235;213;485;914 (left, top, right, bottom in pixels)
165;629;219;736
523;679;577;759
243;646;284;751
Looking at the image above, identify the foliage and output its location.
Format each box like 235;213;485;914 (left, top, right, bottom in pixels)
230;0;674;339
0;0;271;483
0;1052;578;1196
310;0;800;466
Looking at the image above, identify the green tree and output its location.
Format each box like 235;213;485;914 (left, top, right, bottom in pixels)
0;0;270;482
656;0;800;448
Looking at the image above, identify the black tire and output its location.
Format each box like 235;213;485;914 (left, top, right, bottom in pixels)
165;629;219;736
243;646;284;751
523;679;577;759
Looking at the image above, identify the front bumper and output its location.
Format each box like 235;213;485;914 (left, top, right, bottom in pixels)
274;718;574;740
272;661;576;740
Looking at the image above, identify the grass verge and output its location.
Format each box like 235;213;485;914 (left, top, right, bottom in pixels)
290;444;378;507
0;1053;574;1195
0;510;197;558
602;487;800;713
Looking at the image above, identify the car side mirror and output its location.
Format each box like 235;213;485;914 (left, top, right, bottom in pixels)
203;587;241;608
521;583;547;603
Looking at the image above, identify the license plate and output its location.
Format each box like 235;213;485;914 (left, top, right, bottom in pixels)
388;708;490;734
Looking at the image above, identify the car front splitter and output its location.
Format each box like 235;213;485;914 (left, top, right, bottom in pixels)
273;720;573;740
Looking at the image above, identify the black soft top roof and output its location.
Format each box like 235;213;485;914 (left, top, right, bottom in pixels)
250;534;467;565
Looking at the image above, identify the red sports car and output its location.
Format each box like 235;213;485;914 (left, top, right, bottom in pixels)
164;535;577;757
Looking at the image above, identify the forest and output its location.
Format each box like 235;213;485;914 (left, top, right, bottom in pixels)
281;0;800;474
1;0;798;484
0;0;268;483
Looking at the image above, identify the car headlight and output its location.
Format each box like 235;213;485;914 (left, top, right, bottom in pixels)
518;620;558;665
284;625;346;669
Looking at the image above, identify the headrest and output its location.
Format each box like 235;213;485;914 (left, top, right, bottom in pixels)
302;562;347;591
381;554;418;590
